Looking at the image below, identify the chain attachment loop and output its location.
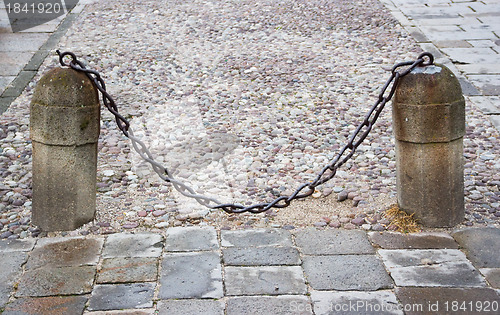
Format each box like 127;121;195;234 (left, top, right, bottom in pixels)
56;50;433;214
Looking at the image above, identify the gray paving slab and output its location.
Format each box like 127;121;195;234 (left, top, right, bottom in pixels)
0;96;16;113
453;228;500;268
467;39;499;48
0;52;33;75
222;246;301;266
480;268;500;289
16;265;96;297
225;266;307;296
1;70;36;96
489;115;500;130
468;96;500;114
395;287;500;315
157;299;224;315
302;255;393;290
311;290;403;315
378;249;486;287
88;282;155;311
368;232;458;249
440;48;499;64
84;310;156;315
165;226;218;251
435;40;473;48
0;76;15;94
295;229;374;255
97;257;158;284
159;251;223;299
0;33;49;51
24;49;50;71
226;296;313;315
26;237;103;269
458;64;500;75
2;296;88;315
0;251;28;308
102;233;163;258
0;238;36;252
468;75;500;95
458;76;482;95
407;26;429;43
221;228;293;247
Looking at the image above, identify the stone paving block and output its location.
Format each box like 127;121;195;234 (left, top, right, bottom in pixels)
221;229;292;247
84;310;156;315
440;48;499;64
26;237;103;269
0;252;28;308
88;283;155;311
467;40;498;48
407;26;429;43
453;228;500;268
302;255;392;290
0;238;36;252
0;52;33;75
2;70;36;97
379;249;486;287
458;64;500;75
311;290;403;315
24;49;50;71
422;29;494;41
225;266;307;295
468;75;500;95
227;296;312;315
0;33;49;51
294;229;374;255
368;232;458;249
435;40;473;48
458;77;482;96
103;233;163;258
97;257;158;283
159;251;222;299
157;299;224;315
480;268;500;288
468;96;500;114
2;296;88;315
489;115;500;131
16;266;96;297
222;246;301;266
0;76;15;94
0;96;16;114
396;287;500;315
165;226;218;251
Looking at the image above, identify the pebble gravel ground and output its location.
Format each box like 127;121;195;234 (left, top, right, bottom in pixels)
1;0;499;239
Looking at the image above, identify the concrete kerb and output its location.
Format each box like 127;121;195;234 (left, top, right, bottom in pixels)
0;5;84;115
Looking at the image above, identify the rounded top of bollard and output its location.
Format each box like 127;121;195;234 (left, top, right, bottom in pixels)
394;64;464;105
30;67;100;146
31;67;98;107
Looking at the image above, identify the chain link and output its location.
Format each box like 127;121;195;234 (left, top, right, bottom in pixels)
56;50;434;214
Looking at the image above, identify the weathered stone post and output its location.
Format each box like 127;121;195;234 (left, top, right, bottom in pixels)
392;64;465;227
30;67;100;231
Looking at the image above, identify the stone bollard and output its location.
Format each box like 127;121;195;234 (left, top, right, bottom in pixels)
392;64;465;227
30;67;100;231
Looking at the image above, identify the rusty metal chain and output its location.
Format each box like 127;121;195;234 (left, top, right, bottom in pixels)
56;50;434;214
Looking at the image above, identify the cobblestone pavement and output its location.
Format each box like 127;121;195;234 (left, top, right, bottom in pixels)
0;227;499;314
